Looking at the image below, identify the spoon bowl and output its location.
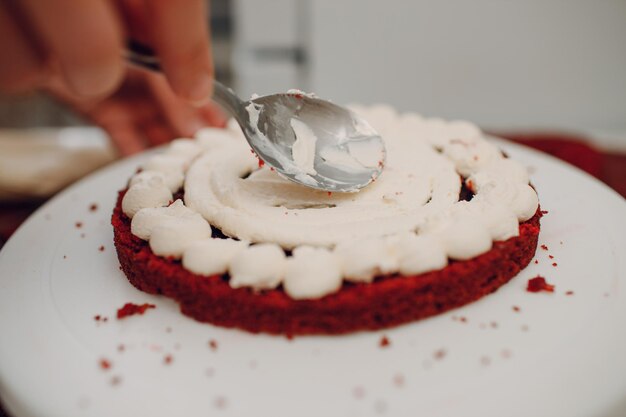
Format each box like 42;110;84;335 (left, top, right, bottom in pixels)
241;92;386;192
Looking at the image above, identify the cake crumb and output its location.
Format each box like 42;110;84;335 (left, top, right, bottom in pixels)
163;354;173;365
512;305;521;313
89;203;99;212
116;302;156;319
63;255;67;260
98;245;105;252
208;339;219;351
552;262;558;267
540;210;549;215
94;315;101;322
117;344;125;353
433;348;447;360
534;259;539;264
99;358;112;370
548;255;554;259
352;386;366;399
527;276;555;293
75;221;83;229
110;375;122;386
392;373;405;388
213;396;228;409
490;321;498;329
565;290;574;296
540;244;548;251
379;336;391;348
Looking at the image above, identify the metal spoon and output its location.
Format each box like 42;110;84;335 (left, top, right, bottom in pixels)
126;40;386;192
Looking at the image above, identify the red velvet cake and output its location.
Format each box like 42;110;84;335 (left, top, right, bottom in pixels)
112;105;541;335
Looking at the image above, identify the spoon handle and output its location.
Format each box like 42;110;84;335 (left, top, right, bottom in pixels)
125;39;246;120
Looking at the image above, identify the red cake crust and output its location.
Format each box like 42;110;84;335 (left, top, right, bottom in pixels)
112;190;541;335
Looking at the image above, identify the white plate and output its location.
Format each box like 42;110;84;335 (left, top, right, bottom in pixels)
1;140;625;417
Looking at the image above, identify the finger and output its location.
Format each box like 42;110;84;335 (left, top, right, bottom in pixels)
106;124;148;156
142;121;176;146
198;102;228;128
20;0;125;98
144;0;214;103
146;72;206;137
0;4;46;93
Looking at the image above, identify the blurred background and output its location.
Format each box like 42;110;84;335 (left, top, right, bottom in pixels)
0;0;624;240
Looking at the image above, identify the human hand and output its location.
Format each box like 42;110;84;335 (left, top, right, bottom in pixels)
0;0;214;103
47;67;227;155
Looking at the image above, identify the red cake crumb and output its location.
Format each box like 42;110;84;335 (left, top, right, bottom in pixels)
352;386;366;399
548;255;554;259
379;336;391;348
116;302;156;319
534;259;538;264
99;358;112;370
208;339;218;351
433;349;447;360
99;245;105;252
163;354;173;365
94;315;101;321
490;321;498;329
527;276;555;293
459;316;467;323
327;192;332;197
89;203;99;212
565;290;574;296
392;373;405;387
540;244;548;250
552;262;558;267
75;221;83;229
213;396;228;410
258;158;265;168
512;306;521;312
102;317;108;322
540;210;549;215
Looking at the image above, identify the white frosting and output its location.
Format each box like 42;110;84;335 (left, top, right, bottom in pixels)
182;238;248;276
283;246;341;299
124;105;539;299
132;200;212;258
229;244;286;290
290;118;318;175
335;237;399;283
122;176;172;218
